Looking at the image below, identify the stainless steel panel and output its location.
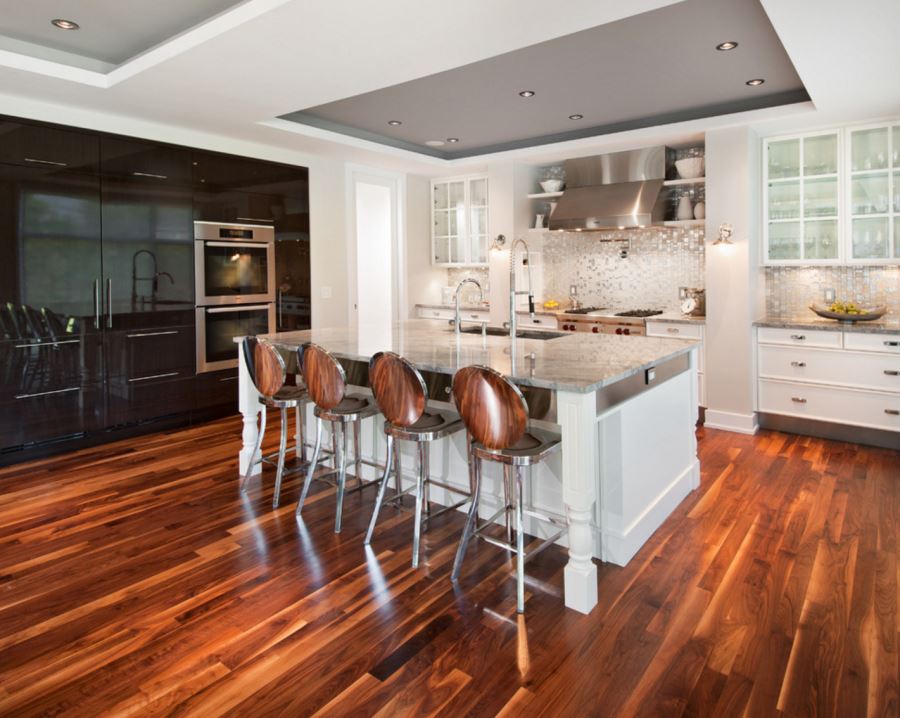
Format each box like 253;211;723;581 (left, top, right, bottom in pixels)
563;147;666;187
595;352;691;413
549;179;666;231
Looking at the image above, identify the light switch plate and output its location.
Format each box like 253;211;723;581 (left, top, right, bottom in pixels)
824;288;835;303
645;367;656;385
321;286;332;299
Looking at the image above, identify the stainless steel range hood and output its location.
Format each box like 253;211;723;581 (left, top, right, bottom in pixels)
548;146;670;231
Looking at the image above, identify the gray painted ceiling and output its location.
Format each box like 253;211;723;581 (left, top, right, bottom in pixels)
0;0;241;65
282;0;808;159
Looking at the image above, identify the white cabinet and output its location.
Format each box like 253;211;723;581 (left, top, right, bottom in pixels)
757;327;900;433
847;123;900;263
763;131;840;263
431;175;488;267
415;306;489;324
646;320;706;406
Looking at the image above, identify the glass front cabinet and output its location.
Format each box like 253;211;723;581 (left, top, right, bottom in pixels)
763;122;900;265
431;175;488;266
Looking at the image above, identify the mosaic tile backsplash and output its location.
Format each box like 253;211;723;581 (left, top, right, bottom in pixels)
538;228;706;311
765;266;900;317
446;267;490;304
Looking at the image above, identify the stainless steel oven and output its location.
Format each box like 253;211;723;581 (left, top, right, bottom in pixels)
194;221;275;306
196;304;275;372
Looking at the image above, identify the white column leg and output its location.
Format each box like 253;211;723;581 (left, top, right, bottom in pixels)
557;389;599;614
238;344;263;478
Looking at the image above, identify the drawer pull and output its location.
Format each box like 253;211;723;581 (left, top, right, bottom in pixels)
15;386;80;399
885;370;900;376
885;409;900;416
790;361;806;368
24;157;67;167
885;341;900;347
126;330;179;338
470;314;480;319
132;171;168;179
790;334;806;341
15;339;80;348
218;376;239;382
667;327;680;334
432;312;440;317
128;371;179;383
533;319;542;324
791;396;807;404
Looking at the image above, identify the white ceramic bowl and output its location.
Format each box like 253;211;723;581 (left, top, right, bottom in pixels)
539;179;564;193
675;157;704;179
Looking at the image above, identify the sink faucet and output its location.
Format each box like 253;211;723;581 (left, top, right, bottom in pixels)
454;278;484;337
508;238;535;341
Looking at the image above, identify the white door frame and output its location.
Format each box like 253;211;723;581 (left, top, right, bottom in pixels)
345;164;405;328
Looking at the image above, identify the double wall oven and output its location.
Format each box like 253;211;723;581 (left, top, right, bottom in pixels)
194;221;276;372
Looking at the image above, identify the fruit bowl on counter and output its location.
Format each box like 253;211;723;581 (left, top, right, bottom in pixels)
809;301;887;322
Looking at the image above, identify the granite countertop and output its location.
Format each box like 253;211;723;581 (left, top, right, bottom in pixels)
649;312;706;325
255;319;698;394
754;314;900;335
415;302;558;317
415;303;701;321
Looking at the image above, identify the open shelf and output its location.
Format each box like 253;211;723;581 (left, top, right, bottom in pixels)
526;191;564;199
663;177;706;187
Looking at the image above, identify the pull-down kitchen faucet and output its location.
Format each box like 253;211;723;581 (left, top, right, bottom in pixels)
508;238;535;340
453;278;485;337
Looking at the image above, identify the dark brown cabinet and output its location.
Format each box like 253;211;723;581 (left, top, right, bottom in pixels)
0;120;99;172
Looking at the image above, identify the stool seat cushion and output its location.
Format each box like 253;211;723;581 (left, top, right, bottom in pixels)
314;394;378;421
332;395;370;414
262;385;306;408
384;410;464;441
473;426;561;466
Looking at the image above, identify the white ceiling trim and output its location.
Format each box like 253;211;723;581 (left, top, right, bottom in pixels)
0;0;291;89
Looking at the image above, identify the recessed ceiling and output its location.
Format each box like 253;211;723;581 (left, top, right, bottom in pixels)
281;0;809;159
0;0;242;68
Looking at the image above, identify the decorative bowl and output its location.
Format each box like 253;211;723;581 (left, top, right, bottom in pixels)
539;179;564;193
809;303;887;322
674;157;704;179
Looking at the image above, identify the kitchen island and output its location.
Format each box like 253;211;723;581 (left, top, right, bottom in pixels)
237;320;701;613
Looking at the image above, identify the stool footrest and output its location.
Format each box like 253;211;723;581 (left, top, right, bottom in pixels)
472;526;566;564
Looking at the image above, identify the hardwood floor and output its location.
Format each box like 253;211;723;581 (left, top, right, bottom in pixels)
0;417;897;717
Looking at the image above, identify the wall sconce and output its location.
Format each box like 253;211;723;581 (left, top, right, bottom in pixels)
713;223;734;246
490;234;507;251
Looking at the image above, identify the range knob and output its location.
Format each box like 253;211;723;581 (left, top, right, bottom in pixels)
615;327;623;335
591;326;599;333
623;328;631;335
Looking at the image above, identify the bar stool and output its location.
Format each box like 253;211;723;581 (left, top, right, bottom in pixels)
296;342;380;533
450;365;565;613
364;351;472;568
239;337;309;508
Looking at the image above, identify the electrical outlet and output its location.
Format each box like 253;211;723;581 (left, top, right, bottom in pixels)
824;288;836;303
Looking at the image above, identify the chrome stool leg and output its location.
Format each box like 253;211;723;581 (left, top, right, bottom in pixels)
296;400;306;463
296;417;323;516
423;442;431;517
412;441;427;568
515;466;526;613
353;419;362;488
240;405;266;493
393;439;402;501
503;464;513;545
331;427;339;472
334;422;349;533
272;406;288;508
365;434;394;545
452;456;482;582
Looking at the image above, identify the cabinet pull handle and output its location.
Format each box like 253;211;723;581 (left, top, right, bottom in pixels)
127;330;179;338
128;371;179;383
433;312;440;317
470;314;480;319
791;397;807;404
790;361;806;368
667;327;680;334
236;217;274;224
533;319;542;324
885;370;900;376
790;334;806;341
24;157;67;167
15;387;80;399
106;278;113;329
885;341;900;347
15;339;80;349
131;171;168;179
218;375;239;382
885;409;900;416
93;278;100;329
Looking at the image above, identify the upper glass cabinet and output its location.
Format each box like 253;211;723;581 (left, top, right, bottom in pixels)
431;175;488;266
764;132;840;263
847;123;899;262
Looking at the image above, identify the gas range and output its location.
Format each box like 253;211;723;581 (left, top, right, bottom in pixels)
557;308;664;336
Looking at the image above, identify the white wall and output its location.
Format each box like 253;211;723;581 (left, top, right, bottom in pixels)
704;126;764;434
403;174;446;315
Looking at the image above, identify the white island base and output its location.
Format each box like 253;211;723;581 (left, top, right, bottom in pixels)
237;323;700;614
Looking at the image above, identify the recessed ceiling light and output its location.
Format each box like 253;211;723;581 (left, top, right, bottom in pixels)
446;138;459;143
746;78;765;86
425;140;445;147
716;41;738;51
387;120;402;126
519;90;535;98
51;18;79;30
569;114;584;120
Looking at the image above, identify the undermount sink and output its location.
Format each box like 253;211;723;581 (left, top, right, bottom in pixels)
454;326;566;341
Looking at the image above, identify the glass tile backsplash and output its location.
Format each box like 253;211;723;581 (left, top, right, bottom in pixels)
765;265;900;316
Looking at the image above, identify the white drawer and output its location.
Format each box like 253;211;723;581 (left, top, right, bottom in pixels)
646;321;704;341
843;331;900;355
758;345;900;394
698;371;706;408
416;307;489;322
517;314;555;329
757;326;842;349
759;379;900;433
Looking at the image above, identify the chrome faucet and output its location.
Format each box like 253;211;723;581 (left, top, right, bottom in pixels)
454;278;484;337
508;238;535;340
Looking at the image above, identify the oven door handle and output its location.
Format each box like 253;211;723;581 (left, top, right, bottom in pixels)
204;304;271;314
203;241;272;248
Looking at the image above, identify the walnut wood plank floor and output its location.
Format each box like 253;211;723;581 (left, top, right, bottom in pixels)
0;417;897;717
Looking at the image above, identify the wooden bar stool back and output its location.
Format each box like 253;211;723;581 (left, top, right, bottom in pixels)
450;365;564;613
364;352;468;568
240;337;308;508
296;342;380;533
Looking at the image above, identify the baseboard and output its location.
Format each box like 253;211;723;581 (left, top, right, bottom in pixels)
599;459;699;566
758;412;900;451
703;409;759;435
